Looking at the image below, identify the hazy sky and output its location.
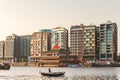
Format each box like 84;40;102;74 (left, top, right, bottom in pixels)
0;0;120;52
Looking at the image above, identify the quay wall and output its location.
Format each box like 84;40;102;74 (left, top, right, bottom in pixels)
11;62;39;67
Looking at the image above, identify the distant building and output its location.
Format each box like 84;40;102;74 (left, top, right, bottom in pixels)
4;34;16;62
4;34;31;62
30;32;51;62
83;25;96;62
99;21;117;61
51;27;68;50
70;24;96;62
14;35;30;62
70;24;84;60
39;29;52;50
0;41;5;60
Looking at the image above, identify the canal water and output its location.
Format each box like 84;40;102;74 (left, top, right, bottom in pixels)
0;66;120;80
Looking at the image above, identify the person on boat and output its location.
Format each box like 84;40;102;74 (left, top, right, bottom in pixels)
48;68;51;73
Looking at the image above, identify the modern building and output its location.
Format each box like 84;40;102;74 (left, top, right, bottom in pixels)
14;35;30;62
51;27;68;50
0;41;5;61
30;32;51;62
39;29;52;50
4;34;16;62
99;21;117;62
39;28;69;67
70;24;84;60
83;25;96;62
4;34;31;62
70;24;96;62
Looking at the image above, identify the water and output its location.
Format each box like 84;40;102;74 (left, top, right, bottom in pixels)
0;66;120;80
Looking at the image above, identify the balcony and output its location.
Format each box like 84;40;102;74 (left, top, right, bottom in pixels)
84;54;95;56
40;56;59;59
40;60;59;63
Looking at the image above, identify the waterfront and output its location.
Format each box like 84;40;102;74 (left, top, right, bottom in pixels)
0;67;120;80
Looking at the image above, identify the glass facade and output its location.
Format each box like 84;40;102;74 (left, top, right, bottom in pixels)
39;29;52;33
99;22;117;61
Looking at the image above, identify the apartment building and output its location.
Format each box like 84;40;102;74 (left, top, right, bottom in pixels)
70;24;96;62
51;27;68;50
83;25;96;62
70;24;84;59
14;35;30;62
99;21;117;61
30;32;51;62
4;34;16;62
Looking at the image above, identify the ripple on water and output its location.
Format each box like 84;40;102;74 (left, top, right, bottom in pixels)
0;75;118;80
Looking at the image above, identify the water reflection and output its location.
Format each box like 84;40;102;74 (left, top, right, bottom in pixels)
42;75;118;80
0;75;118;80
0;67;120;80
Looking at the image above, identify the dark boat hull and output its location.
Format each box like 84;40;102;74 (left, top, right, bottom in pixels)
41;72;65;77
0;62;10;70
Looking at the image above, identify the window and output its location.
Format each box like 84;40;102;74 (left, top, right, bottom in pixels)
101;54;106;58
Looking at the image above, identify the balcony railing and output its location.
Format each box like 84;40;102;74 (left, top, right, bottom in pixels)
40;60;59;63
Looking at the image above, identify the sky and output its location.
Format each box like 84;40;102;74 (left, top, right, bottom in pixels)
0;0;120;52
